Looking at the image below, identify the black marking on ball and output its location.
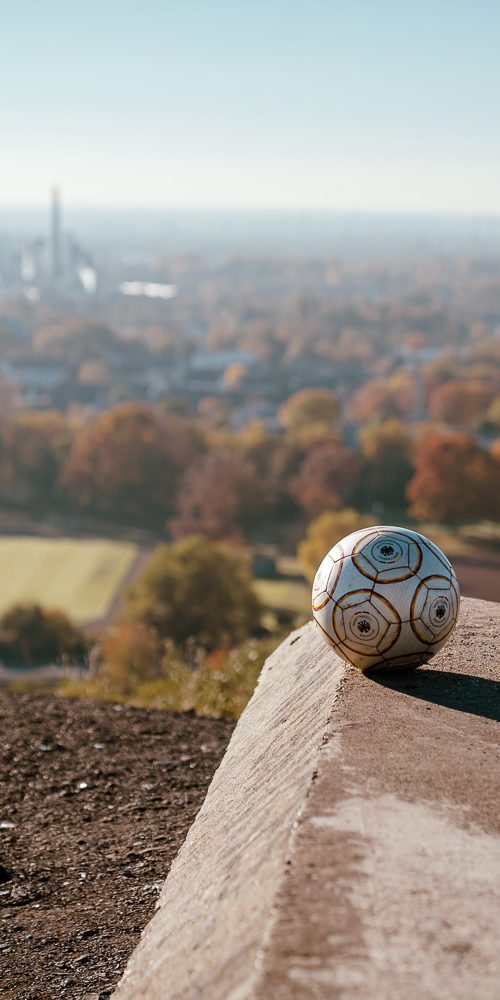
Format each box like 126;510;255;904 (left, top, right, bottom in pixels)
429;593;451;628
357;618;372;634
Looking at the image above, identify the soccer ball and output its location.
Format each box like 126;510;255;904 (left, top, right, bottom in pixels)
312;525;459;671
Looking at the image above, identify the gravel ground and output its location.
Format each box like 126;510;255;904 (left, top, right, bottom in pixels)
0;692;234;1000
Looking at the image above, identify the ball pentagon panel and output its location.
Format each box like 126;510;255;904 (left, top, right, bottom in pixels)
312;525;460;671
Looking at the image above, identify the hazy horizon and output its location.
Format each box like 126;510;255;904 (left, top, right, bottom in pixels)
2;204;500;259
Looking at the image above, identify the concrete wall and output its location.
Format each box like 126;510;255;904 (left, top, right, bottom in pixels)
113;597;500;1000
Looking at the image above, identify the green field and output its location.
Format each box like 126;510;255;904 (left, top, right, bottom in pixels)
0;536;139;624
254;553;310;623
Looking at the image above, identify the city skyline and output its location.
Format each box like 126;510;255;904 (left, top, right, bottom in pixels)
1;1;499;214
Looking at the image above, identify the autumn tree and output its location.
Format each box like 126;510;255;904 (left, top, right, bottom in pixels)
279;389;338;432
359;419;414;508
407;432;500;522
60;404;203;523
34;320;152;372
347;367;422;424
288;442;361;518
0;411;72;507
346;380;400;424
34;321;118;364
124;535;261;649
428;380;498;430
170;451;260;540
236;421;299;514
297;508;364;579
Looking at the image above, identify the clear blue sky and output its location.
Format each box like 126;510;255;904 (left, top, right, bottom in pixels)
1;0;499;212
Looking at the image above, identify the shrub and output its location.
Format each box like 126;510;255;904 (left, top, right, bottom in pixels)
97;622;162;695
58;637;275;720
0;603;87;666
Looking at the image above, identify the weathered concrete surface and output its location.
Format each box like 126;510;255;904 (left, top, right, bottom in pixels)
114;598;500;999
113;622;346;1000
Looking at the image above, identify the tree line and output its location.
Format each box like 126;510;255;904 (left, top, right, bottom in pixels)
0;390;499;533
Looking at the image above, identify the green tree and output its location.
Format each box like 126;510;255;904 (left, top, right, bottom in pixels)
125;535;262;649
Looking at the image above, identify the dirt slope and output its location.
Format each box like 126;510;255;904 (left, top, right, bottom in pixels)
0;694;233;1000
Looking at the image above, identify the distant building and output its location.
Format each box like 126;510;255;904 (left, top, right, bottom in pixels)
50;186;62;281
3;188;98;297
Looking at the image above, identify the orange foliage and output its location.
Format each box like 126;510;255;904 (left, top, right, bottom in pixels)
100;622;161;692
60;404;203;521
407;432;500;523
0;411;72;505
170;451;260;540
347;372;418;423
429;380;498;429
346;380;399;423
289;442;361;517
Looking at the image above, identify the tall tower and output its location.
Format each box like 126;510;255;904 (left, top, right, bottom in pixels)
50;186;62;281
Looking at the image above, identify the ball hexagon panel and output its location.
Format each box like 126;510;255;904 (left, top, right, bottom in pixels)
342;650;387;670
417;537;454;582
312;553;335;610
328;540;347;562
352;528;422;583
373;578;417;622
411;575;460;645
328;555;374;603
381;620;432;663
332;589;401;657
312;612;342;653
312;550;346;611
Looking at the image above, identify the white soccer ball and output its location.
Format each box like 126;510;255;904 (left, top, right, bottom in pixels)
312;525;460;671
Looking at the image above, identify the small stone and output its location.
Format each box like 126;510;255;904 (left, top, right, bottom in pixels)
0;865;12;884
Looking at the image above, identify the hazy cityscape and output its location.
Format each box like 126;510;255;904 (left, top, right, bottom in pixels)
1;189;499;431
